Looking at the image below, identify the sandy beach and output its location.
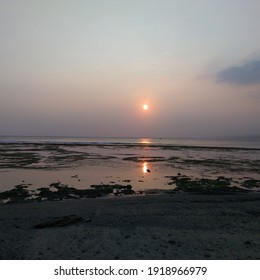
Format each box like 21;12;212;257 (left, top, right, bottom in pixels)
0;193;259;260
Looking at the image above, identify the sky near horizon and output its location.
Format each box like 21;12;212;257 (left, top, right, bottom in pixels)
0;0;260;138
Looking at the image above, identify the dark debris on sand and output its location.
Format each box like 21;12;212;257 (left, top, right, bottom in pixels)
34;215;87;229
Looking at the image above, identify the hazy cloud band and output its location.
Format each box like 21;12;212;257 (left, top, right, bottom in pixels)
217;59;260;85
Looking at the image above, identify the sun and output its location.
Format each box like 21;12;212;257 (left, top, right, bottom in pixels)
143;104;149;110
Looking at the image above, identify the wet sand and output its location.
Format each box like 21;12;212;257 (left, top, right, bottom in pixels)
0;193;259;260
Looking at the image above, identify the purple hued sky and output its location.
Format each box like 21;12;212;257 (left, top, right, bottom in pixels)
0;0;260;138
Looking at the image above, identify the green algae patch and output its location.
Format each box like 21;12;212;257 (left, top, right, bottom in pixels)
0;150;41;168
242;179;260;189
0;184;31;204
167;175;250;194
0;182;135;204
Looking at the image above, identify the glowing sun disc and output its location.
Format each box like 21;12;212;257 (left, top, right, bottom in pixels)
143;104;149;110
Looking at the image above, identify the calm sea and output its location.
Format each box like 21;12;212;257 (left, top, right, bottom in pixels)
0;136;260;149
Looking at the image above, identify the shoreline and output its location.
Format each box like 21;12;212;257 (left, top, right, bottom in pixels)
0;192;259;260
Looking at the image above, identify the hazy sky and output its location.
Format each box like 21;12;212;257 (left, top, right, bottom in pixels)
1;0;260;138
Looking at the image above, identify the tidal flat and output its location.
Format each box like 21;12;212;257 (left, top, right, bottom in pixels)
0;141;259;259
0;142;260;194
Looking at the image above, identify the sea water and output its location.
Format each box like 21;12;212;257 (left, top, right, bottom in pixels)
0;135;260;148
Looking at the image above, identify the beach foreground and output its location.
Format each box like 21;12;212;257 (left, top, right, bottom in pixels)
0;193;259;260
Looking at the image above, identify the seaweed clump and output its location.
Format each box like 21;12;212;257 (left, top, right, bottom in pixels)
35;183;79;202
35;182;135;201
167;175;249;194
0;184;31;204
242;179;260;189
0;182;135;204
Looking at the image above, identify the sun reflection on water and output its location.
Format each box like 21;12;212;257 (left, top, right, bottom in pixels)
140;138;151;144
142;162;148;173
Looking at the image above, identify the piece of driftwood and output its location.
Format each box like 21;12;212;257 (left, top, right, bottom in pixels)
34;215;89;229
